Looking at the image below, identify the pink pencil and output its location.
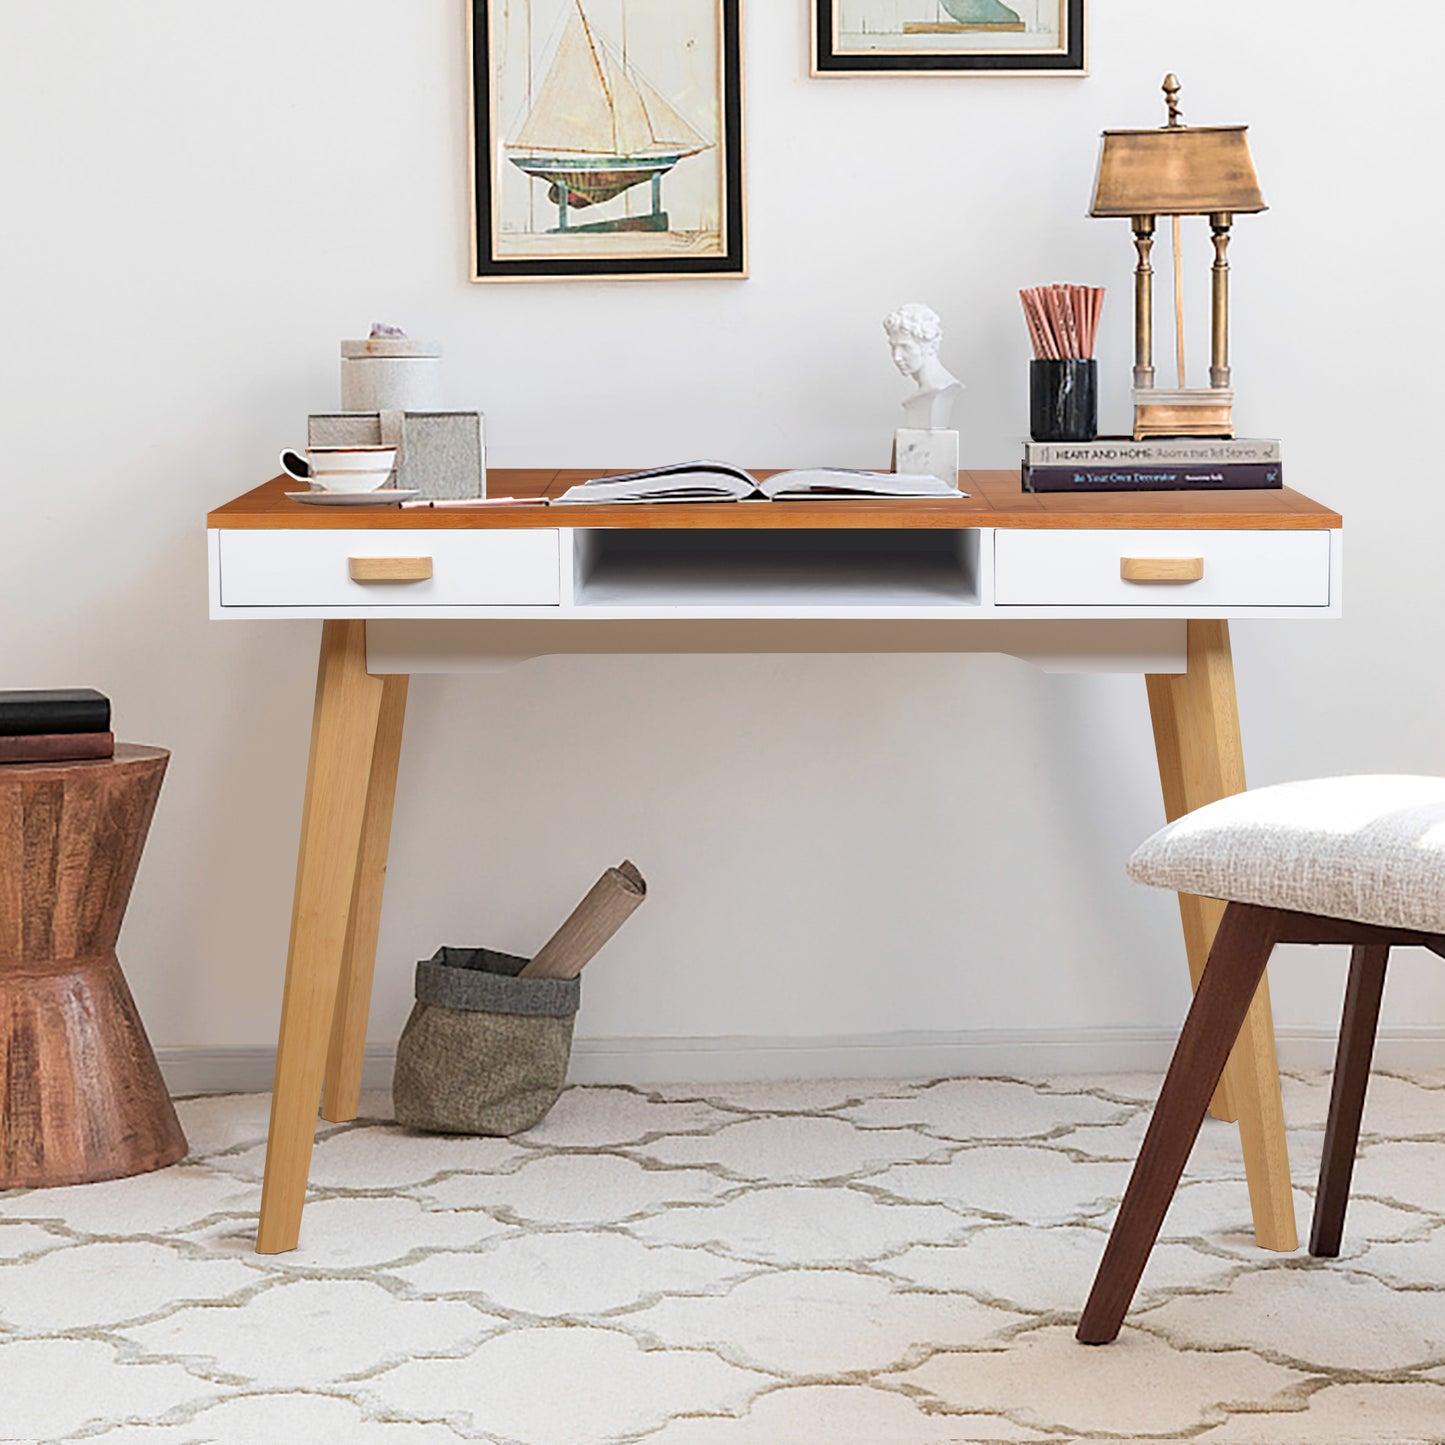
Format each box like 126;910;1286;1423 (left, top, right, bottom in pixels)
1020;291;1049;359
1041;294;1060;359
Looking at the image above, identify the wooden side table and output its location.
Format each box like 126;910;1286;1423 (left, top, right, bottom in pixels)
0;745;186;1188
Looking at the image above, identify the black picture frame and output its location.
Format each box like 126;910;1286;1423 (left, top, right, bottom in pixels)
471;0;747;281
812;0;1085;77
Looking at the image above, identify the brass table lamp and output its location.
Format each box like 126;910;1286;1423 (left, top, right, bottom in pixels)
1090;76;1266;439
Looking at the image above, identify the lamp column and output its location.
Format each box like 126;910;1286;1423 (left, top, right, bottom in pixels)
1131;215;1156;389
1209;211;1233;389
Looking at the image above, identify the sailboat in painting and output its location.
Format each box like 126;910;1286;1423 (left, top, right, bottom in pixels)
507;1;712;233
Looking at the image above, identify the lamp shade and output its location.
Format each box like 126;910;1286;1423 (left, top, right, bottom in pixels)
1090;125;1266;217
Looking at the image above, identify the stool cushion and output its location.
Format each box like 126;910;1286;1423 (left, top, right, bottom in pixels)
1128;775;1445;934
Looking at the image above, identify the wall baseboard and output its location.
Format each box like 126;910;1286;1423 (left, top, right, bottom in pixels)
157;1025;1445;1096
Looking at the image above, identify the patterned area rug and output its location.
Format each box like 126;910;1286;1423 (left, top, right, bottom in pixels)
2;1072;1444;1443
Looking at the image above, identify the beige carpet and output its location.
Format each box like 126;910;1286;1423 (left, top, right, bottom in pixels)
2;1071;1444;1443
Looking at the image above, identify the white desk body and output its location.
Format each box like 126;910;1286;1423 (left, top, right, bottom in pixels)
211;523;1338;626
211;521;1339;676
207;476;1341;1255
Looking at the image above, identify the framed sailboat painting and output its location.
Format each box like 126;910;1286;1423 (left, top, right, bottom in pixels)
471;0;746;280
813;0;1085;76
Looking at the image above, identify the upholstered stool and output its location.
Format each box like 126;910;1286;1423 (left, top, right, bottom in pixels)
1078;775;1445;1344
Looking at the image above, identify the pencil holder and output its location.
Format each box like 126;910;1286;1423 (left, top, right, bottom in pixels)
1030;359;1098;443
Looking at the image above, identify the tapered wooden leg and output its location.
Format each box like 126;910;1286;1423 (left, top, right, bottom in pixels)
257;621;386;1254
1147;631;1240;1123
321;674;408;1124
1146;619;1297;1251
1310;944;1390;1258
1078;904;1282;1343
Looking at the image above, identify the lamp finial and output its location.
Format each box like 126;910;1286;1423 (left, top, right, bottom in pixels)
1163;73;1183;127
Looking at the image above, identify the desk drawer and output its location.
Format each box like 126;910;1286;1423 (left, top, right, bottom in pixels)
218;529;561;607
994;529;1331;607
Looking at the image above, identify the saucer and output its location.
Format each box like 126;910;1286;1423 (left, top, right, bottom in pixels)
286;489;420;507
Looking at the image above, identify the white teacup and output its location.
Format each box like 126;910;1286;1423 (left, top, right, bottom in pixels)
280;446;398;494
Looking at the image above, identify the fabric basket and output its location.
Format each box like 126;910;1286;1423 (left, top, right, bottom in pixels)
393;947;580;1136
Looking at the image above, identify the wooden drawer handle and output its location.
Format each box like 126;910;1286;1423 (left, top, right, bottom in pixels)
1120;556;1205;583
348;556;434;583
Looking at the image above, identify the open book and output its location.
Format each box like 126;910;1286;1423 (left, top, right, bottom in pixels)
552;461;965;505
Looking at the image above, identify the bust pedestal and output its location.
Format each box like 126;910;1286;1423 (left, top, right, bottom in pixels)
894;428;960;488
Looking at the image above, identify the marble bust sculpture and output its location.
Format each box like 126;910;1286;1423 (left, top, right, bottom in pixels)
883;304;962;432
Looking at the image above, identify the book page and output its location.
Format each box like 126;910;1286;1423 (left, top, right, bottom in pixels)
761;469;964;499
553;461;759;504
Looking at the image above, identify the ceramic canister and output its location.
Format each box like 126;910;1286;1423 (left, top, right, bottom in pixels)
340;336;443;412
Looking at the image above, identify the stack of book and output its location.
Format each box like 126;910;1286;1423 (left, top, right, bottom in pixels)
0;689;114;763
1023;438;1282;493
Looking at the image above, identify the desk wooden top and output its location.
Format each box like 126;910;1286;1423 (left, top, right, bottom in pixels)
209;471;1342;532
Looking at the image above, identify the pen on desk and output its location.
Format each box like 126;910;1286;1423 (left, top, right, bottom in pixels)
398;496;551;510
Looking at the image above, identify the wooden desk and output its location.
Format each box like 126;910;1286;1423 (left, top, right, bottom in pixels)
209;470;1342;1254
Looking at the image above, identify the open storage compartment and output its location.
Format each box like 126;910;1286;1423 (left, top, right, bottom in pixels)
573;528;981;608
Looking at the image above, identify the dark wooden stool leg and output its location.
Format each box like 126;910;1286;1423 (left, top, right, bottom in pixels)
1077;903;1282;1344
1310;943;1389;1258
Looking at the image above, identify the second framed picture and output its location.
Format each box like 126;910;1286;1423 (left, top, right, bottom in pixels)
813;1;1085;76
471;1;746;281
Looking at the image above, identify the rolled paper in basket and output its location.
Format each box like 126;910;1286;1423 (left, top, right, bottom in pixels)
519;860;648;979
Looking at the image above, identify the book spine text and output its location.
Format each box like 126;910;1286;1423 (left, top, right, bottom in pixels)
1023;440;1282;467
1024;464;1284;493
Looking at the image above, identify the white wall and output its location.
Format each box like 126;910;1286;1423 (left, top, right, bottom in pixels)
3;1;1444;1082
